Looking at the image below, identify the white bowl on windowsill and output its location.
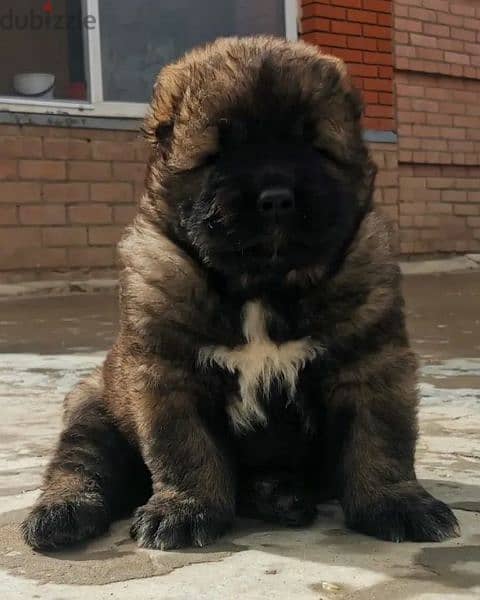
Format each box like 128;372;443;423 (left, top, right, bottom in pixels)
13;73;55;99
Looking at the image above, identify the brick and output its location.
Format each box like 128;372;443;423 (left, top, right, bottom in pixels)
69;204;112;224
444;52;470;66
19;205;66;225
450;27;476;42
468;191;480;202
421;0;448;11
303;5;346;20
91;141;136;161
363;51;392;65
454;204;479;216
363;0;390;13
0;227;42;249
0;247;67;270
451;4;475;18
0;159;17;180
67;247;115;268
363;90;379;104
348;37;378;51
19;160;66;181
331;21;362;35
0;136;42;159
334;0;362;8
88;225;124;246
427;178;454;189
0;206;17;224
304;32;347;48
112;162;146;183
43;183;89;204
347;9;377;23
437;11;463;27
363;25;391;40
442;190;467;203
349;64;379;77
395;18;421;33
91;183;133;203
377;13;392;27
43;138;91;160
325;47;363;62
68;161;111;181
43;227;87;247
410;34;437;48
364;78;392;91
113;205;137;224
365;104;393;118
302;17;331;33
0;182;41;204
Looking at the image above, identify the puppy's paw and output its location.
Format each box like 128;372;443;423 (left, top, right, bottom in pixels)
347;485;460;543
240;475;317;527
22;493;110;550
130;496;232;550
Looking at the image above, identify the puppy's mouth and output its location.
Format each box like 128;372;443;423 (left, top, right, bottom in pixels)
237;229;314;268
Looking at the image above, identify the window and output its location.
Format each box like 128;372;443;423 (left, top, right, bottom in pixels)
0;0;297;118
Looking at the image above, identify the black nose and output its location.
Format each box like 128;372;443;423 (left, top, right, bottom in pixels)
257;187;295;219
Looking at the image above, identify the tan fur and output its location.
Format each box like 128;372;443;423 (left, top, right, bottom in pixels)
199;300;321;431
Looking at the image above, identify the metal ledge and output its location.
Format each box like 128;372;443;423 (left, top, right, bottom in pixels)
0;111;398;143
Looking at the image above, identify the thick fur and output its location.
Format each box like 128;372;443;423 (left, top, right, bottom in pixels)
23;36;459;551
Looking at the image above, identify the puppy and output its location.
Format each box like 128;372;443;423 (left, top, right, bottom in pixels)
23;36;459;551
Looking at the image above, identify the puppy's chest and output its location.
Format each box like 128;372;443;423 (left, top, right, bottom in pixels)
198;300;321;432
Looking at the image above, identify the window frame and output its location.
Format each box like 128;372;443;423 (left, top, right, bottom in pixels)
0;0;298;119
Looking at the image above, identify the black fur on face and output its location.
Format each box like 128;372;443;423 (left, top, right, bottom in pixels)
167;118;366;281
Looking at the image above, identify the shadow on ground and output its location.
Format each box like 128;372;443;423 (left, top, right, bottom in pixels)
0;478;478;598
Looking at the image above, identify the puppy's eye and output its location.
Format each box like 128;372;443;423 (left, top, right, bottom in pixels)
315;147;341;165
218;118;245;145
155;122;174;145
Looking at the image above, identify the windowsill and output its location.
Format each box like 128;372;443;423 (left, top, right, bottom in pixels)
0;110;398;143
0;99;147;119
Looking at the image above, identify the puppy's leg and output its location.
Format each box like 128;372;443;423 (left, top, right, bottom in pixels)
335;352;459;542
130;389;235;550
22;371;149;550
238;471;317;527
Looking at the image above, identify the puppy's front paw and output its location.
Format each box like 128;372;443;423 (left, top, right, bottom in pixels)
22;493;109;550
346;484;460;543
130;496;232;550
239;475;317;527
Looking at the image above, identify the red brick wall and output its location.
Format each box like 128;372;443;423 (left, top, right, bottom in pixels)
300;0;394;130
394;0;480;255
0;125;148;282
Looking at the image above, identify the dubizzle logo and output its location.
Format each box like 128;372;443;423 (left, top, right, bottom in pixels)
42;0;54;15
0;1;96;30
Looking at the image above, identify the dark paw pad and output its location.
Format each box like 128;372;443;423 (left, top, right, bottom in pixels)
22;494;109;551
130;497;232;550
243;477;317;527
347;488;460;543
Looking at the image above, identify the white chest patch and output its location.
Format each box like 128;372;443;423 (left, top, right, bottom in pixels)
198;300;321;432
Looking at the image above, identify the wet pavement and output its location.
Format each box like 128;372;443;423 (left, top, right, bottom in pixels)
0;272;479;599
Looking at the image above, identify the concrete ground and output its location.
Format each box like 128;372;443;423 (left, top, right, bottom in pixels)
0;272;479;599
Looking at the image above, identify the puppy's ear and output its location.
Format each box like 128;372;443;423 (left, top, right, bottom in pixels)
142;64;187;157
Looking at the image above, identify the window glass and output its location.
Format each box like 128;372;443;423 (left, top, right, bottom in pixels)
0;0;88;101
99;0;285;103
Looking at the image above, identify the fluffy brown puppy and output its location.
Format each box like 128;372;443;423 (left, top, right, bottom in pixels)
23;36;459;551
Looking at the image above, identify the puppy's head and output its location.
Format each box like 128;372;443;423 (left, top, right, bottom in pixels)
143;36;376;282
